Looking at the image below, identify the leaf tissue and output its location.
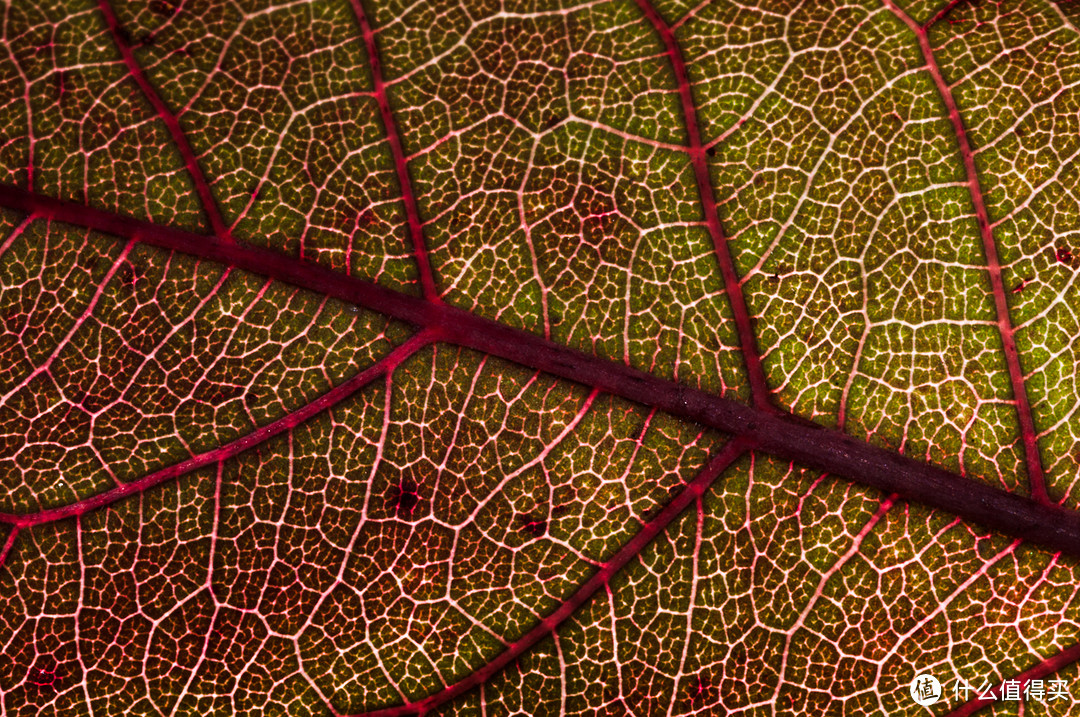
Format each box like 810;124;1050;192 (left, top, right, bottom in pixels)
0;0;1079;715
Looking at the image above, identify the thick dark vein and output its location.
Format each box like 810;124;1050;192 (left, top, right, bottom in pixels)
96;0;233;242
4;184;1080;562
346;438;752;717
347;0;441;301
0;331;432;530
943;641;1080;716
631;0;774;413
883;0;1050;505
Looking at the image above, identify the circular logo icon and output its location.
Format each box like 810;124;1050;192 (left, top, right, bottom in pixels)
910;673;942;706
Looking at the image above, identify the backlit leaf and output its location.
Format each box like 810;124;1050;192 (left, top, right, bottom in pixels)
0;0;1079;715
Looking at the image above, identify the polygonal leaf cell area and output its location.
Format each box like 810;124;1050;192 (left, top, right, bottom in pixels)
0;0;1079;716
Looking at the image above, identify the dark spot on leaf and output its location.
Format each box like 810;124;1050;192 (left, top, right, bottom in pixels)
117;263;139;291
1056;245;1073;265
706;147;716;157
545;114;564;129
398;491;418;513
449;210;470;232
391;480;420;516
115;26;135;48
976;536;1000;560
150;0;177;15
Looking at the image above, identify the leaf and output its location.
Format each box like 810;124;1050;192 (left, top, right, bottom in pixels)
0;0;1079;715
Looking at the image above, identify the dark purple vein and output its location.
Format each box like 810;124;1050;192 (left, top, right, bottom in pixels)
943;641;1080;716
346;438;751;717
3;184;1080;559
883;0;1049;505
631;0;773;413
0;331;432;528
347;0;440;301
96;0;233;242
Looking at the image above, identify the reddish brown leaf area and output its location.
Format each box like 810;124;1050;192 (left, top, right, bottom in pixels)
3;0;1080;716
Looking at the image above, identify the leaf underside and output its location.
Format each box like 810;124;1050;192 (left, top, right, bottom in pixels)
1;0;1080;716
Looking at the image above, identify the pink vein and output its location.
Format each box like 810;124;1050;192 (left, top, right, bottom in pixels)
0;331;433;529
348;0;440;301
631;0;773;413
7;186;1080;559
924;0;969;30
943;642;1080;716
96;0;233;241
0;527;18;566
770;493;896;704
883;0;1049;505
345;438;751;717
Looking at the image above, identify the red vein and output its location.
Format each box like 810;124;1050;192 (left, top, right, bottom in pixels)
348;0;440;301
0;330;433;528
0;527;18;567
943;642;1080;716
883;0;1049;505
770;493;896;704
346;438;751;717
4;185;1080;559
632;0;773;413
923;0;969;30
96;0;233;241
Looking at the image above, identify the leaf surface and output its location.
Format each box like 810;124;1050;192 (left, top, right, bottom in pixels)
1;0;1079;715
